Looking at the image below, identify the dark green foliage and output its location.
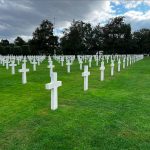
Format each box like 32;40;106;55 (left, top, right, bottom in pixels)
14;37;26;46
60;20;93;55
31;20;59;55
0;17;150;55
1;39;9;46
102;16;132;54
60;16;149;54
132;29;150;54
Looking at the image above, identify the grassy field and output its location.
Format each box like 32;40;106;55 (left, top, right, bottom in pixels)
0;57;150;150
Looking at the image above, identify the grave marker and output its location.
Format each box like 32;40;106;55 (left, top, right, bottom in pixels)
9;61;17;75
110;60;115;76
19;63;29;84
82;65;90;91
48;61;55;77
100;61;105;81
118;58;121;72
45;72;62;110
66;60;71;73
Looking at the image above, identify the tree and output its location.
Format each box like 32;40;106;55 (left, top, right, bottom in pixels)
102;16;131;54
1;39;9;46
60;17;133;55
14;36;26;46
32;20;58;55
0;17;149;55
60;20;93;55
0;39;10;55
91;24;104;53
132;29;150;54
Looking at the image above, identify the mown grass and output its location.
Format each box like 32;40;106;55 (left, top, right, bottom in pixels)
0;57;150;150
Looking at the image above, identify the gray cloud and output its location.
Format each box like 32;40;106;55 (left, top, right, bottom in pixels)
0;0;114;42
0;0;149;42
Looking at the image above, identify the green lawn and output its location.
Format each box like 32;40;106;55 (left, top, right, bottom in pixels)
0;57;150;150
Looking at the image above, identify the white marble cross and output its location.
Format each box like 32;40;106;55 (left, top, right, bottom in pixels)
89;59;92;68
106;56;109;63
9;61;17;75
130;57;132;65
95;58;99;66
118;58;121;72
61;57;64;66
45;72;62;110
48;55;51;61
22;58;27;64
101;57;104;62
17;58;20;65
110;60;115;76
126;57;129;67
100;61;105;81
132;57;134;64
82;65;90;91
32;59;37;71
19;63;29;84
48;59;52;65
123;58;126;69
84;57;87;63
5;59;9;70
37;58;40;66
2;58;5;66
66;60;71;73
79;60;83;70
48;61;55;77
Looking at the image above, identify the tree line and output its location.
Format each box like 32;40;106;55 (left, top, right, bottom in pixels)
0;16;150;55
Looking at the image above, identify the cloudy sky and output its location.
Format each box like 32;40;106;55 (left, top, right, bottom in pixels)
0;0;150;42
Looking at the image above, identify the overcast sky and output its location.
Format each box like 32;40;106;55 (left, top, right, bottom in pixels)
0;0;150;42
